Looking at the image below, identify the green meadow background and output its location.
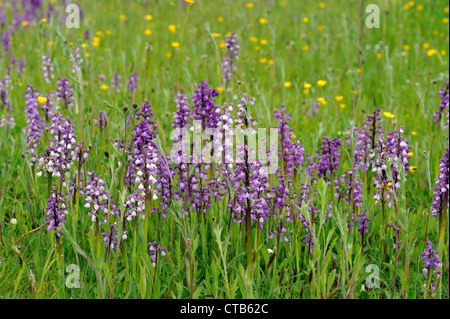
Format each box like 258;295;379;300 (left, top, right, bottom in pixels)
0;0;448;299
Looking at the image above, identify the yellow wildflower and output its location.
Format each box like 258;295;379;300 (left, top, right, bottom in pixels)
37;96;48;104
317;97;327;105
168;24;176;33
317;80;327;87
383;112;395;119
427;49;438;56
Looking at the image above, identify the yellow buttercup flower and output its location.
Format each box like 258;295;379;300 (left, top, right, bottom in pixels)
165;52;173;58
291;134;296;140
411;131;418;136
417;4;424;10
303;17;309;23
144;29;152;36
376;53;383;59
37;96;48;104
218;17;224;22
284;82;292;88
259;18;267;24
318;25;324;31
216;87;225;92
317;80;327;87
409;166;417;173
407;152;414;157
145;14;153;21
171;42;180;48
443;18;449;24
427;49;438;56
254;45;261;51
119;15;126;20
383;112;395;119
335;96;344;102
260;39;268;45
303;45;309;51
101;85;109;91
422;43;430;49
185;0;195;4
259;58;267;64
245;3;254;8
403;44;411;51
317;97;327;105
168;24;176;33
250;36;258;43
41;18;47;23
268;59;274;65
319;2;326;8
339;104;346;109
356;68;362;73
219;41;226;48
441;50;447;56
212;33;221;38
22;21;29;27
303;83;312;89
352;90;358;95
106;30;112;35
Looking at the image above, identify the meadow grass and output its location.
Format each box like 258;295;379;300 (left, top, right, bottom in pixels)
0;0;448;299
